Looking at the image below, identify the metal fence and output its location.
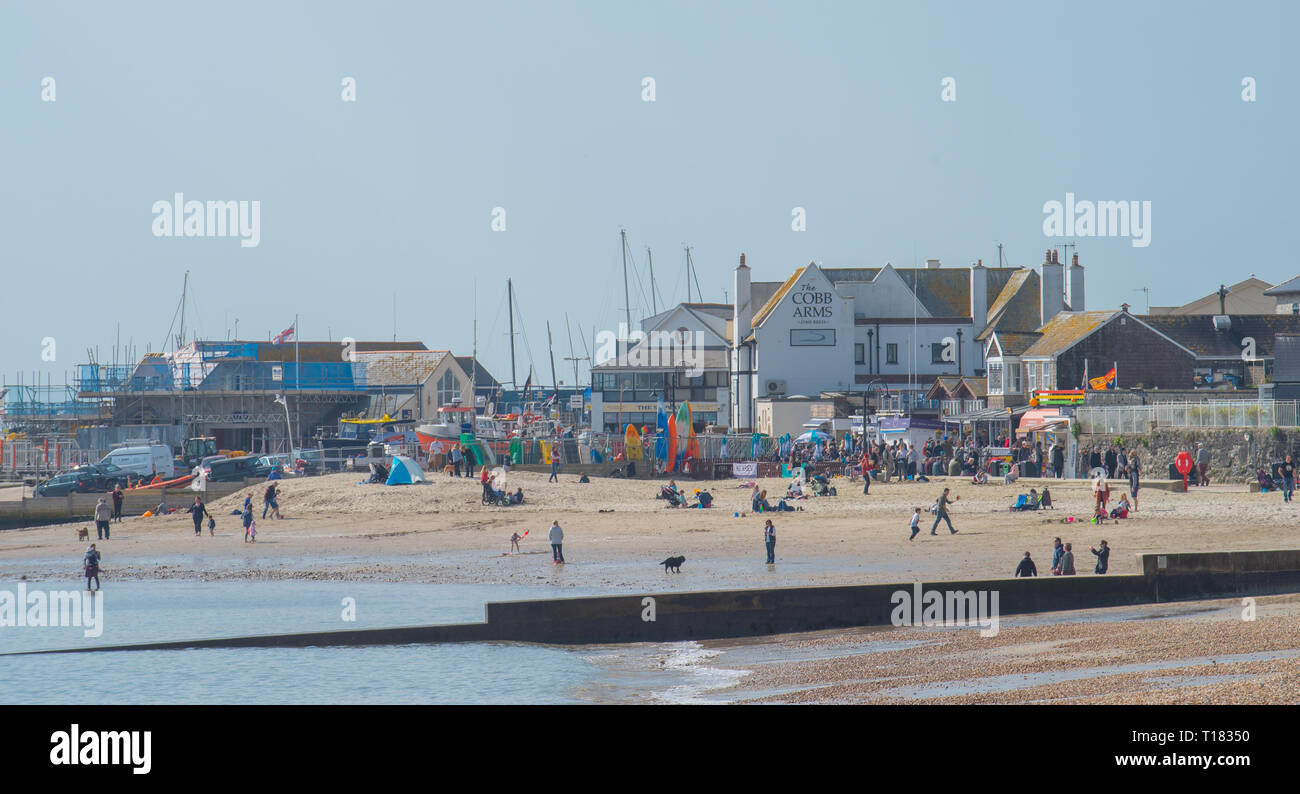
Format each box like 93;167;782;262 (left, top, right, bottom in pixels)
1076;400;1300;434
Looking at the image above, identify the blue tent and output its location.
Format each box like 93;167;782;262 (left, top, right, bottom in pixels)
386;455;427;485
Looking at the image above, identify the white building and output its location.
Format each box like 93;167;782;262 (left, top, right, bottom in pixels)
589;303;732;433
730;252;1076;432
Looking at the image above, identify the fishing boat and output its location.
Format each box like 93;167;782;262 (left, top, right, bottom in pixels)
415;405;509;458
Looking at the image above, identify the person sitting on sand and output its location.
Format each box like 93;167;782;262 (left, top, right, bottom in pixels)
510;487;525;505
578;473;590;483
690;489;714;509
753;489;774;513
1109;493;1131;519
787;478;804;499
971;469;988;485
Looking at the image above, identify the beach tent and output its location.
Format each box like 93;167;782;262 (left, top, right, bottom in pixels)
386;455;427;485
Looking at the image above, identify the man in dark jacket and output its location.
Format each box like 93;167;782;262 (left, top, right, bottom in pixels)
1051;443;1065;478
1014;551;1037;577
1091;540;1110;574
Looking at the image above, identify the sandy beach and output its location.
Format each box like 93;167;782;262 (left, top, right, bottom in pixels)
0;469;1294;590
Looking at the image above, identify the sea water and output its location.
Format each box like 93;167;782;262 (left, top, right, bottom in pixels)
0;581;753;704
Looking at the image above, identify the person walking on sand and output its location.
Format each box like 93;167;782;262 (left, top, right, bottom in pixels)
1128;453;1141;511
1051;537;1064;575
1058;543;1076;575
549;449;561;483
242;501;255;542
764;519;776;564
94;497;112;540
1282;455;1295;504
908;507;921;541
931;488;958;535
187;497;211;537
548;520;565;564
1091;540;1110;574
83;544;102;591
1195;442;1210;486
1014;551;1037;577
263;481;281;519
449;444;462;477
111;484;124;523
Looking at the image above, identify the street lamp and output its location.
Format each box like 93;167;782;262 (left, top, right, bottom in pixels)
274;393;293;455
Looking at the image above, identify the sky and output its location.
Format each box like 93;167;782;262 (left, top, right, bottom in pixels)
1;0;1295;393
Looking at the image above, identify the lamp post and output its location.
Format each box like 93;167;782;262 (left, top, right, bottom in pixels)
274;393;293;456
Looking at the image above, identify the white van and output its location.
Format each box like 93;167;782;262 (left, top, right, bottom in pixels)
99;445;178;480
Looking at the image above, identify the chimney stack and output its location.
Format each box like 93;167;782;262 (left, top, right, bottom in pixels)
970;258;988;334
1041;248;1065;326
1066;253;1085;311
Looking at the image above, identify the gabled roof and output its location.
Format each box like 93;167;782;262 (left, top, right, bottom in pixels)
1139;314;1300;358
979;269;1041;339
453;357;500;388
1265;276;1300;296
988;331;1042;357
1022;311;1119;357
751;267;807;328
352;350;450;385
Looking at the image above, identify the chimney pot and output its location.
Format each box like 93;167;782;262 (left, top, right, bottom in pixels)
1072;253;1079;266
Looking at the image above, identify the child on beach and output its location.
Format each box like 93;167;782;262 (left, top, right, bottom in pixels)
908;508;921;541
510;532;522;553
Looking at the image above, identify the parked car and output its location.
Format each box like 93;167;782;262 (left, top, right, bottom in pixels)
35;467;123;497
204;456;261;483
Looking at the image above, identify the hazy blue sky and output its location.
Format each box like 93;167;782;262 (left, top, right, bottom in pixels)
1;0;1294;391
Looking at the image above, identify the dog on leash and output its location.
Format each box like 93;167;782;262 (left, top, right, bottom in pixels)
77;527;90;541
659;555;686;573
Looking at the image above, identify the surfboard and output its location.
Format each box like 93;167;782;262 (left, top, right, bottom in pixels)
655;399;668;460
624;424;643;461
686;424;699;460
666;414;678;472
675;402;691;466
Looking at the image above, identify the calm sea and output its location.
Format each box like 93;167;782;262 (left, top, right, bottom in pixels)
0;581;752;704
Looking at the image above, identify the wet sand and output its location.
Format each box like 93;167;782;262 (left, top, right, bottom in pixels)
695;595;1300;704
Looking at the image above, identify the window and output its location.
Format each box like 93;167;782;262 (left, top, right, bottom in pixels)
1027;362;1037;393
436;370;460;406
987;362;1003;395
931;342;948;365
1008;363;1021;393
886;343;899;365
855;343;865;365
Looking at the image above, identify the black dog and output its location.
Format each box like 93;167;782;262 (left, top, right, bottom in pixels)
659;555;685;573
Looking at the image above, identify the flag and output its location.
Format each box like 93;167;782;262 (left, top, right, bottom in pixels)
273;324;295;345
1089;366;1117;391
522;372;532;397
544;392;556;406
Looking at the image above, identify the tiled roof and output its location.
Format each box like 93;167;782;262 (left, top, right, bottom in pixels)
979;269;1041;338
990;331;1042;357
1139;314;1300;358
751;267;806;328
1022;311;1119;357
352;350;449;385
1264;276;1300;296
453;357;501;388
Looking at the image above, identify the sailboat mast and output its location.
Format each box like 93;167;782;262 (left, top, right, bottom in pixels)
178;271;189;349
565;313;580;390
647;247;657;314
547;320;559;400
621;229;632;334
507;278;517;388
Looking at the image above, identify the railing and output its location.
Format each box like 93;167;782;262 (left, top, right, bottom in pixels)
1075;400;1300;433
